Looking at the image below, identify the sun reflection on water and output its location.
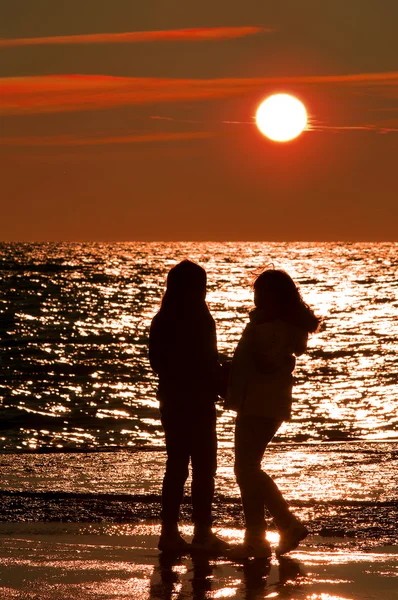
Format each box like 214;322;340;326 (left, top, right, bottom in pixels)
0;242;397;452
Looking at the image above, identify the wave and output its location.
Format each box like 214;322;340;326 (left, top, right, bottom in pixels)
1;491;397;544
0;262;77;273
1;490;397;507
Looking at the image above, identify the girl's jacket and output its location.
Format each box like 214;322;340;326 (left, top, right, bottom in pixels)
149;305;220;411
226;309;308;420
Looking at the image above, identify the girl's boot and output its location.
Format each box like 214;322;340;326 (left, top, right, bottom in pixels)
158;523;190;553
227;527;272;560
191;525;230;553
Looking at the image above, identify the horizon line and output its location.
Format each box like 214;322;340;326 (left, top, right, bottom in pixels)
1;239;396;244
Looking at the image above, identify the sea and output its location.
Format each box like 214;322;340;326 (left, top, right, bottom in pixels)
0;242;397;546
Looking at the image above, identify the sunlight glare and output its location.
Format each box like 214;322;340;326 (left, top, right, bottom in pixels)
256;94;307;142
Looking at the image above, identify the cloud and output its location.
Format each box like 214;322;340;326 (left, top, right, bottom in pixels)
1;72;397;116
0;26;269;48
0;131;213;147
310;124;398;133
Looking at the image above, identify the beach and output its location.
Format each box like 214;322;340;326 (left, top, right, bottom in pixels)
0;522;397;599
1;445;397;599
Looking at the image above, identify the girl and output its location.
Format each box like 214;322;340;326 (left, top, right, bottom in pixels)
149;260;228;553
226;269;320;559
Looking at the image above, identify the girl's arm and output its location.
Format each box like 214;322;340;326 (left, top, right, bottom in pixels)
249;323;290;374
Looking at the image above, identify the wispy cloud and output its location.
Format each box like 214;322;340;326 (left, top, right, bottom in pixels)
0;131;213;147
309;124;398;133
1;72;397;116
0;26;269;48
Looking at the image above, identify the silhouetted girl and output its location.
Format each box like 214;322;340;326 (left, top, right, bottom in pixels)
149;260;228;553
226;269;320;558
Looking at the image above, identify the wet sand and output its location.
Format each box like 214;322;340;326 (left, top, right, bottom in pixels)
0;523;396;599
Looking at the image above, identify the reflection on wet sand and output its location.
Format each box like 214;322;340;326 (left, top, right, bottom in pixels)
149;552;217;600
236;558;271;599
0;520;397;599
149;551;307;600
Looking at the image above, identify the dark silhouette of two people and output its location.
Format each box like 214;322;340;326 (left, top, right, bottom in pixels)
149;259;320;559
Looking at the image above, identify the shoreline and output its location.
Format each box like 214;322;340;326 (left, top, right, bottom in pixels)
1;444;397;548
1;437;397;454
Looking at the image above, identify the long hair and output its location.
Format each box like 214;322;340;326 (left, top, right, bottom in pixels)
253;269;320;333
149;260;217;382
159;260;210;319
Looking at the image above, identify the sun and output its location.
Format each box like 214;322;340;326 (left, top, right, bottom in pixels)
256;94;308;142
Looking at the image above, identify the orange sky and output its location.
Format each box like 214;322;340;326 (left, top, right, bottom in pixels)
1;1;397;241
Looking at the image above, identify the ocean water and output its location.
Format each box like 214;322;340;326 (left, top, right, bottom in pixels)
0;242;397;543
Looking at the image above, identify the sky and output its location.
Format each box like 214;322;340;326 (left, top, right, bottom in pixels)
1;1;397;242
